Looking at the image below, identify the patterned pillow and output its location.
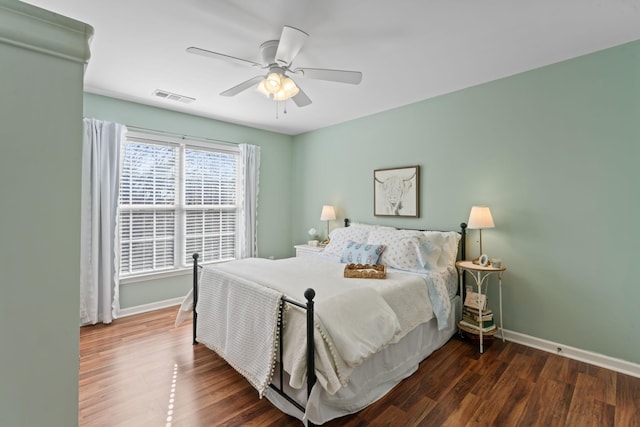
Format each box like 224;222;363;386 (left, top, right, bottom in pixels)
367;228;441;272
340;241;386;264
323;226;371;257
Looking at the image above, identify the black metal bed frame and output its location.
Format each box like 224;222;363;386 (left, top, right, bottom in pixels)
191;219;467;426
191;255;318;424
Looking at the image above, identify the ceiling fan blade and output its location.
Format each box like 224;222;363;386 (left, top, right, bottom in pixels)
187;47;263;68
294;67;363;85
291;86;312;107
275;26;309;66
220;76;264;96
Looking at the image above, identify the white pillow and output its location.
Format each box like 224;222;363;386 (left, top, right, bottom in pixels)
423;231;461;269
324;227;371;258
346;222;378;231
367;228;440;272
348;222;396;233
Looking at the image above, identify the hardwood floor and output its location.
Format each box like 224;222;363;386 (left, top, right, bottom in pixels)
79;306;640;426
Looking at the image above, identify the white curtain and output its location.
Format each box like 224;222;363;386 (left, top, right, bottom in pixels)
79;118;127;325
238;143;260;258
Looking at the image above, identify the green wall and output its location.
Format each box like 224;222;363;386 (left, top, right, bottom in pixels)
292;41;640;365
0;1;92;425
83;94;294;308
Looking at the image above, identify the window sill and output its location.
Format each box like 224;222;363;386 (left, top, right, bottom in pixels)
119;259;234;285
119;268;191;285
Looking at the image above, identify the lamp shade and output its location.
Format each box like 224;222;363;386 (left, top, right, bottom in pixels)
320;205;336;221
467;206;495;229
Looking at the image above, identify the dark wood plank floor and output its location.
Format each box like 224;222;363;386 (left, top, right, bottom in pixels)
79;306;640;426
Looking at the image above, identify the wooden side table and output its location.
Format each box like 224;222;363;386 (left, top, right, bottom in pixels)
455;260;507;353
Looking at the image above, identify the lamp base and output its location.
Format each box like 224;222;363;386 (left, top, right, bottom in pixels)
471;257;480;265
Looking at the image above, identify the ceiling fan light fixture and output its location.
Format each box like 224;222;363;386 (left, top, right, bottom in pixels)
273;88;299;101
256;80;270;96
280;76;299;99
257;72;299;101
281;76;297;92
272;76;299;101
265;72;282;94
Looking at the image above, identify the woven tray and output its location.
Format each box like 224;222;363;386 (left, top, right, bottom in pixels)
344;263;386;279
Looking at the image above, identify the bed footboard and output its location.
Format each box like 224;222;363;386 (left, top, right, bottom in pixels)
192;253;200;346
269;289;317;426
191;253;317;426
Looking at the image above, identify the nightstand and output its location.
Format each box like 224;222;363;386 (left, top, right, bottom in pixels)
455;260;507;353
294;244;325;257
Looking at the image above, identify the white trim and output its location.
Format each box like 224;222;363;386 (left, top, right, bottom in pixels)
126;131;239;154
0;0;92;64
119;258;229;284
501;329;640;379
120;267;190;285
118;297;183;318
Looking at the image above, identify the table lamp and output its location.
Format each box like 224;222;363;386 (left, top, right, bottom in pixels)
320;205;336;243
467;205;495;263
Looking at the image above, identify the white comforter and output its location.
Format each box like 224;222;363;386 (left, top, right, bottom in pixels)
189;256;452;395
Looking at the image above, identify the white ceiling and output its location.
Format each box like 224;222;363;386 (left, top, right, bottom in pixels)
22;0;640;135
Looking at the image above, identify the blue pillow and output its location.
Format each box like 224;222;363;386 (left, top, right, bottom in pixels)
340;240;386;265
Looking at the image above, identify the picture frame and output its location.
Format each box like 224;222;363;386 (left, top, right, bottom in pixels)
374;165;420;217
479;254;489;267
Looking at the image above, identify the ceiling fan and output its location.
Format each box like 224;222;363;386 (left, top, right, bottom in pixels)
186;25;363;107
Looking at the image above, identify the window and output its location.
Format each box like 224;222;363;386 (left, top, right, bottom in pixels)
118;133;240;279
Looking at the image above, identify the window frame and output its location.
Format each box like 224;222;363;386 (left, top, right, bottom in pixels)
118;131;241;284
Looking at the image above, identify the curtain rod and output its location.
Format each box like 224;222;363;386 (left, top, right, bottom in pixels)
125;124;240;147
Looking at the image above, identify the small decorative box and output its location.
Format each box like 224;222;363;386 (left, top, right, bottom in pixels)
343;263;386;279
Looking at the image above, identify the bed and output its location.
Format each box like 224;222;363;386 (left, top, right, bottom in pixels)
179;220;467;425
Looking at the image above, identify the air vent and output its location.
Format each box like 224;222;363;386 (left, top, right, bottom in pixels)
153;89;196;104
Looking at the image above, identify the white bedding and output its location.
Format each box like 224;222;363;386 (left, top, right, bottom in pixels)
190;255;456;396
195;265;282;397
266;294;460;425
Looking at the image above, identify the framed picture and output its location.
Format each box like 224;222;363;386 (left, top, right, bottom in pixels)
374;165;419;217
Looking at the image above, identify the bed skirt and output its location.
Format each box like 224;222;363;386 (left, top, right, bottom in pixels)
264;294;461;425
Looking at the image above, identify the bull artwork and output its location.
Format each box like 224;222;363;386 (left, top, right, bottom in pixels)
374;166;419;217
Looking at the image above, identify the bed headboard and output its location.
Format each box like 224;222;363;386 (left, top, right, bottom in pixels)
343;218;467;261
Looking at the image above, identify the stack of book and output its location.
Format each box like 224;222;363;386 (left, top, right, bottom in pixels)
460;291;497;333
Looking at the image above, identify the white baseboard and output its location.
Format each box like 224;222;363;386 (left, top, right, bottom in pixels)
501;329;640;379
117;297;183;318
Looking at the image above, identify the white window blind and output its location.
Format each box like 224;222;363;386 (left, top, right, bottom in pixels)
118;134;239;279
184;148;237;265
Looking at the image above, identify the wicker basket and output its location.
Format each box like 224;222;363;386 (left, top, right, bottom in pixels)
343;263;386;279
